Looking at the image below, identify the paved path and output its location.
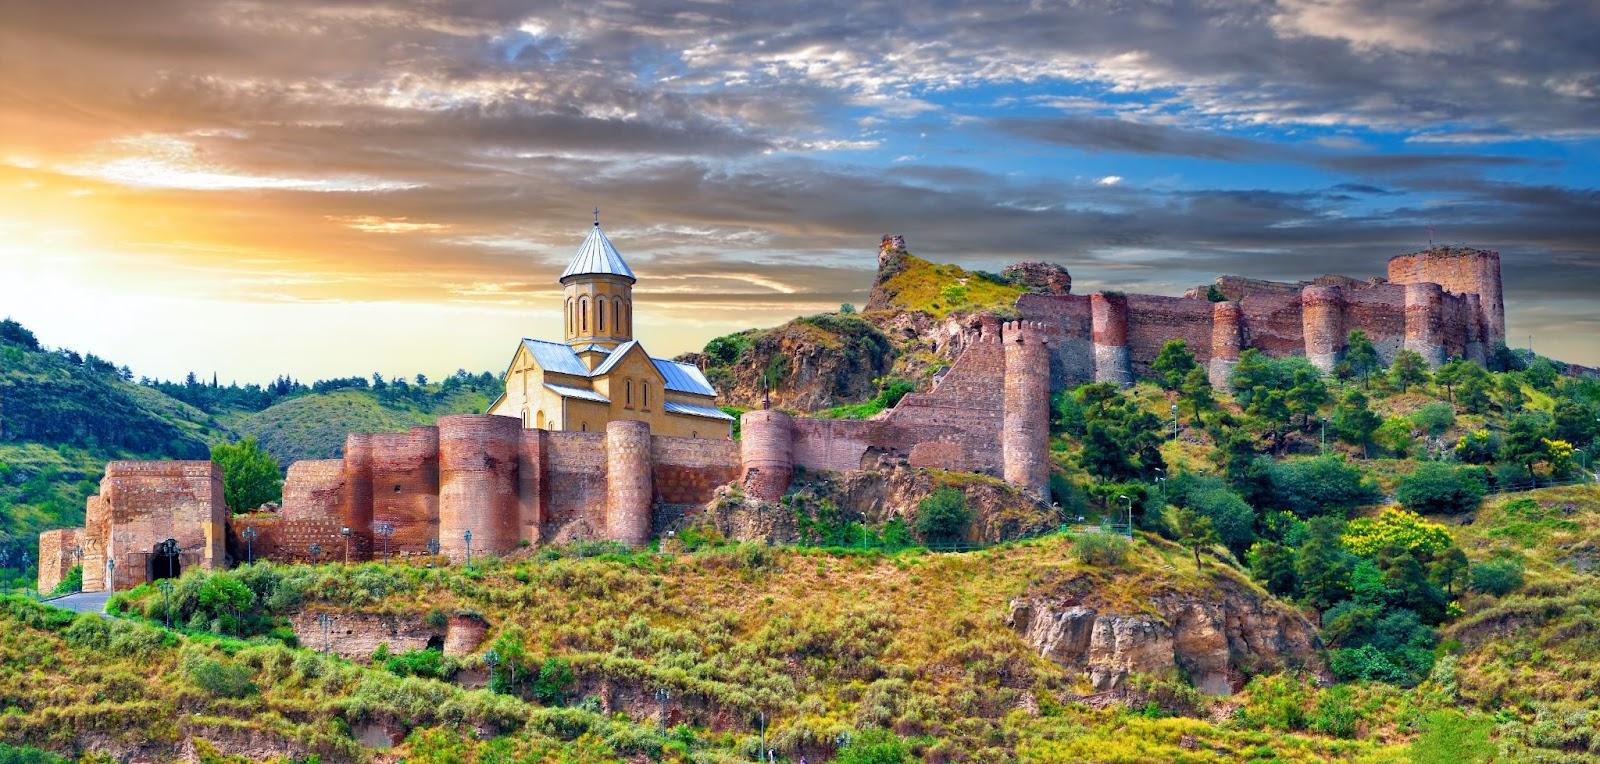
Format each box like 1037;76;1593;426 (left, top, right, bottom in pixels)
44;590;113;615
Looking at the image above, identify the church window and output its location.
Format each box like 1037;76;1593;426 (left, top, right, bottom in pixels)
692;431;698;439
615;297;625;334
581;422;588;432
566;298;573;335
536;410;546;429
598;299;606;332
625;379;633;408
643;382;651;409
580;298;589;332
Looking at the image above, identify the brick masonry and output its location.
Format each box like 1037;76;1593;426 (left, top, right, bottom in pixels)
36;528;83;594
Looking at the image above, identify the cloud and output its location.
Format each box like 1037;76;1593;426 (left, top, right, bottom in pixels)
1096;176;1123;186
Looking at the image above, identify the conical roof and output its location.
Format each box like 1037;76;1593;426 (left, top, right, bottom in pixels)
560;218;636;283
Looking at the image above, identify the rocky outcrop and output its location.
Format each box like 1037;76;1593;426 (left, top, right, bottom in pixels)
1008;574;1323;695
694;465;1058;545
694;316;896;411
1003;261;1073;295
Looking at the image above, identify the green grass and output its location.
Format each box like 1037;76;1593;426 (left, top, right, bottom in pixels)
873;252;1026;319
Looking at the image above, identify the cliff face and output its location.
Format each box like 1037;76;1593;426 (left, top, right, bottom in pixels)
697;315;895;411
696;466;1059;545
1008;571;1324;695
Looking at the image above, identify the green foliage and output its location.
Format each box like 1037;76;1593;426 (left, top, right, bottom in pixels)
1454;429;1499;464
1501;412;1553;477
186;657;258;698
533;656;575;705
1332;389;1382;450
915;487;971;545
1308;684;1358;738
816;377;916;420
1295;517;1353;611
1166;473;1255;556
47;564;82;596
1469;557;1523;595
835;728;910;764
0;743;66;764
386;648;447;679
1388;348;1431;391
1206;284;1227;302
703;333;752;366
1050;390;1086;437
839;303;857;315
1151;340;1197;390
210;436;283;513
1247;541;1298;596
1071;531;1130;566
1074;383;1166;481
1396;463;1487;514
1373;416;1416;458
1407;710;1495;763
1171;507;1220;566
1411;401;1456;436
1343;330;1381;382
1270;456;1378;518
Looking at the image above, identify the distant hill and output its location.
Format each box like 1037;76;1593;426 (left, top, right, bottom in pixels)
0;318;496;574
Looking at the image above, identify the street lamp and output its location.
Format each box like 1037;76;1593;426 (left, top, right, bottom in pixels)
340;527;352;564
1171;403;1180;440
464;529;473;566
308;543;321;564
242;527;257;565
655;687;672;732
159;579;174;629
1320;417;1329;456
374;522;394;564
106;559;115;592
316;612;334;653
1118;494;1133;536
1154;468;1166;509
483;649;500;692
426;538;440;557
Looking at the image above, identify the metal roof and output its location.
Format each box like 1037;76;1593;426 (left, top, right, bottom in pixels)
663;401;735;421
590;340;641;376
544;383;610;403
522;339;590;376
559;223;636;283
654;359;717;397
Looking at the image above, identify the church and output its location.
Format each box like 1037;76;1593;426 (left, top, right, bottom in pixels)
486;215;733;439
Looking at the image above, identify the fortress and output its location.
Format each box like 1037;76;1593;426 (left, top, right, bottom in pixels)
37;230;1504;593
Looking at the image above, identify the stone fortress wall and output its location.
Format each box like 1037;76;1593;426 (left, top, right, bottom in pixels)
40;244;1503;592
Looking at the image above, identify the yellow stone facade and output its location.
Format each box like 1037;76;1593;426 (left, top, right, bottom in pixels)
487;219;732;439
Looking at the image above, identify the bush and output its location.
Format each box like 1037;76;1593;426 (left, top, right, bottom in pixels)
533;657;575;705
1396;463;1487;515
1072;532;1130;566
836;728;910;764
1470;558;1524;596
187;658;258;698
1270;456;1379;517
1411;402;1455;436
210;436;283;514
915;487;970;546
0;743;67;764
1309;686;1358;738
386;648;447;679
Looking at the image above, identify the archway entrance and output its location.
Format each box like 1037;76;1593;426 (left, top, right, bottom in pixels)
150;538;181;581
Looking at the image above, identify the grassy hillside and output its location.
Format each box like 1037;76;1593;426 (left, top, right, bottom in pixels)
227;386;494;463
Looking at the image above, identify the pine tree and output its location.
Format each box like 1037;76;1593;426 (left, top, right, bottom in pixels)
1152;340;1198;390
1344;330;1381;386
1388;349;1430;392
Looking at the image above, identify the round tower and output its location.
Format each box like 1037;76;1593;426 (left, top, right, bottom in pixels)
1300;285;1345;373
1091;292;1132;386
739;410;794;502
1404;282;1446;367
1002;321;1051;502
1209;300;1244;389
605;419;654;547
341;432;375;560
438;415;521;563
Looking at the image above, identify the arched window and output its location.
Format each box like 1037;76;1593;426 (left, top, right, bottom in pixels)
625;301;632;335
580;422;588;432
625;379;633;408
598;299;606;332
615;297;625;334
692;431;698;439
566;298;573;335
580;298;589;332
643;381;651;409
522;410;530;428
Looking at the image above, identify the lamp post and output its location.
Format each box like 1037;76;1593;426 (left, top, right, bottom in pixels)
155;538;179;581
1320;417;1329;456
242;527;257;565
483;649;499;692
655;687;671;732
374;522;394;564
1171;403;1180;440
464;529;473;566
427;538;440;557
106;559;115;592
71;545;84;592
159;579;174;629
308;543;321;564
340;527;352;564
1154;467;1165;509
316;612;334;653
1118;494;1133;536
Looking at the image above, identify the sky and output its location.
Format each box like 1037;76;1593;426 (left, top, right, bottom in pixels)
1;0;1598;384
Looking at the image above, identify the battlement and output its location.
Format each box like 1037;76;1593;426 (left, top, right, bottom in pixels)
1002;319;1051;345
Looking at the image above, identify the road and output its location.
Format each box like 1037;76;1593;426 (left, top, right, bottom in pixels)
43;590;113;615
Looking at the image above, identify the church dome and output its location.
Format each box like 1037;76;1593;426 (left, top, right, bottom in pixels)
560;215;636;283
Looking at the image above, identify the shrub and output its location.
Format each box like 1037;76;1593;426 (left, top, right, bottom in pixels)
47;565;82;597
210;436;283;514
1309;686;1359;738
533;657;575;705
836;728;910;764
0;743;67;764
1396;463;1487;515
1470;558;1524;596
386;648;447;679
1342;508;1454;557
1411;402;1456;436
187;658;258;698
1270;456;1379;517
915;487;970;546
1072;532;1130;566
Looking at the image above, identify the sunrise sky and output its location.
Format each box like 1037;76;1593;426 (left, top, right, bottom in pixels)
2;0;1597;383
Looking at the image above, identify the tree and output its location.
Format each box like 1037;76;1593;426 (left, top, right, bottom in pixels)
1497;374;1526;414
1341;507;1454;558
1470;558;1523;596
1344;330;1381;385
1410;402;1455;437
1180;366;1215;414
1374;417;1416;458
1395;463;1487;514
415;373;428;386
1286;364;1331;430
1248;541;1298;596
1457;367;1492;414
1153;340;1198;390
1270;455;1378;517
211;437;283;514
1388;349;1431;392
839;303;857;314
1172;507;1220;567
1297;517;1353;613
1430;547;1469;596
1501;413;1552;479
1552;399;1600;448
1332;390;1382;454
1433;360;1469;404
915;487;971;546
0;317;40;350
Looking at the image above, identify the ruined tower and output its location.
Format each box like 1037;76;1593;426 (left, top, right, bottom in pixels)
1209;300;1244;389
341;432;375;559
738;409;795;502
438;415;521;563
1091;292;1132;386
605;419;654;546
1301;285;1345;373
1404;282;1446;367
1002;321;1051;502
1387;247;1504;348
